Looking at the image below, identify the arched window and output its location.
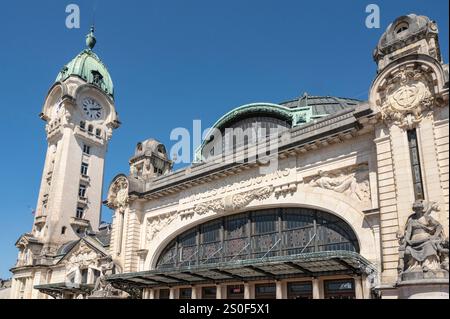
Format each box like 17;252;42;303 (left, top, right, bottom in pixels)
96;128;101;137
88;125;94;133
156;208;359;270
80;121;86;130
395;22;409;35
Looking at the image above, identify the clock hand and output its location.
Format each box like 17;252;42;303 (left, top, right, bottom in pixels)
89;108;102;111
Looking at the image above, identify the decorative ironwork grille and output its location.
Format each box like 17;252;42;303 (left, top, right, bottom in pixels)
156;208;359;270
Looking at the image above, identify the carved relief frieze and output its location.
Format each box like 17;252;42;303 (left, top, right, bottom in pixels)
190;186;274;216
145;212;177;245
180;168;291;206
305;163;370;203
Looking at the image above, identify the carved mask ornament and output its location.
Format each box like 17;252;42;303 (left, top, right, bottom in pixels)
107;177;129;213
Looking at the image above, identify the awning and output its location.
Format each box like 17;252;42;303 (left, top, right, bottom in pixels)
34;282;94;299
107;251;376;297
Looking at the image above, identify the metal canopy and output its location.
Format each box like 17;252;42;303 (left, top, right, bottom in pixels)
34;282;94;298
107;251;375;290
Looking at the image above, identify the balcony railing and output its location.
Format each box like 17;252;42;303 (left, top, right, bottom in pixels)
34;215;47;227
70;217;90;228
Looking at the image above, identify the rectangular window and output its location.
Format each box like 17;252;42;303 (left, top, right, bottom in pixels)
227;285;244;299
83;144;91;155
202;286;217;299
255;283;276;299
79;184;87;198
81;269;88;284
324;279;355;299
407;129;424;200
287;281;313;299
179;288;192;299
159;289;170;299
76;207;84;219
81;162;89;176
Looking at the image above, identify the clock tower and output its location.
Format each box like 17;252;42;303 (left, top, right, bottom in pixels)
30;27;120;253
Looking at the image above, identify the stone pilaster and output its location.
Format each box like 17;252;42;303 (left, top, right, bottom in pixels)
374;127;401;283
123;208;142;273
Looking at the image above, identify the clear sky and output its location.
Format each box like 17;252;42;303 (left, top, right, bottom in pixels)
0;0;448;279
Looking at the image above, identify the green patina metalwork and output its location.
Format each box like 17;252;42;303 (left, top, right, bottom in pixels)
195;102;323;161
208;102;320;131
55;27;114;99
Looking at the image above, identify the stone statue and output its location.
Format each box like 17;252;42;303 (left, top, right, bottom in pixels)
92;257;120;297
398;200;448;281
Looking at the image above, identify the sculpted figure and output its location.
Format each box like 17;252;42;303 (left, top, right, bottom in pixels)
310;168;370;202
93;257;116;294
399;200;448;279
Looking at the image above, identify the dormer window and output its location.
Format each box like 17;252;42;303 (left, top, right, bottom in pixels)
395;22;409;35
91;70;103;86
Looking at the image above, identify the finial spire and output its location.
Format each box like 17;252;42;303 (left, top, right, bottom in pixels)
86;26;97;50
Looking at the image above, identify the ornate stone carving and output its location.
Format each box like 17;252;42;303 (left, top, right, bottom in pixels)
106;176;129;213
398;200;449;282
192;186;274;215
181;168;290;205
91;257;121;298
380;67;435;129
110;281;142;299
65;242;99;269
307;164;370;203
145;212;177;244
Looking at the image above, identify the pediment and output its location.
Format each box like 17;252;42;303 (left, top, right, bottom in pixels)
15;234;41;249
58;237;108;268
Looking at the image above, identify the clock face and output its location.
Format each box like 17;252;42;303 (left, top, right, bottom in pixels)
82;97;103;120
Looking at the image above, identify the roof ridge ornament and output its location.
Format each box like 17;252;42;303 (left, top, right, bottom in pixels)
86;26;96;50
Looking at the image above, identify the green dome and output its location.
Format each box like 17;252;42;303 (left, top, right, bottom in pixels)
56;28;114;99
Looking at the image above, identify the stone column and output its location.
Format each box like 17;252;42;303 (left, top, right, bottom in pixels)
362;275;372;299
312;278;321;299
244;283;254;299
216;284;225;299
276;281;286;299
191;286;200;299
354;276;364;299
169;287;177;299
149;289;156;299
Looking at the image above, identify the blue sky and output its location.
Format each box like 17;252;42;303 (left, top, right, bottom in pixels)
0;0;448;279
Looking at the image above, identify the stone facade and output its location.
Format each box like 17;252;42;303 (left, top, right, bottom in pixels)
10;14;449;299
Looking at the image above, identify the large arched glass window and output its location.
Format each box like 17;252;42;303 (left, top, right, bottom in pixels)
156;208;359;270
